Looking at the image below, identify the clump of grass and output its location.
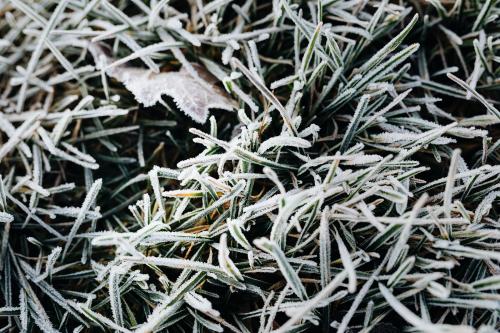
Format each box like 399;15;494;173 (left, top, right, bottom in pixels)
0;0;499;332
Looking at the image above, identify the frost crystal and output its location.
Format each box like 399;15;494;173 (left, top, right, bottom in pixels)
89;44;236;123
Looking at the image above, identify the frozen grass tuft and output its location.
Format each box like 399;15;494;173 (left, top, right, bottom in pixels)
0;0;499;332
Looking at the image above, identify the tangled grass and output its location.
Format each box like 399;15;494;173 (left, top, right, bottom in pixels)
0;0;499;332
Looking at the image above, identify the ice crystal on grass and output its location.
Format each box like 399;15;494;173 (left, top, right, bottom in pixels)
0;0;499;332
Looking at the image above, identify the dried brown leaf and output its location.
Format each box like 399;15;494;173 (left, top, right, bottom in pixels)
89;43;236;123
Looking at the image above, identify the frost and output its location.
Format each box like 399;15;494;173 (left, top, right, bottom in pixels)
184;291;220;317
63;179;103;257
89;43;236;123
258;135;312;154
474;191;500;224
0;212;13;223
2;1;500;332
217;233;243;281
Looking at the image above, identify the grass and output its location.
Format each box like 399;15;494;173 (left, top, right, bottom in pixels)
0;0;499;332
